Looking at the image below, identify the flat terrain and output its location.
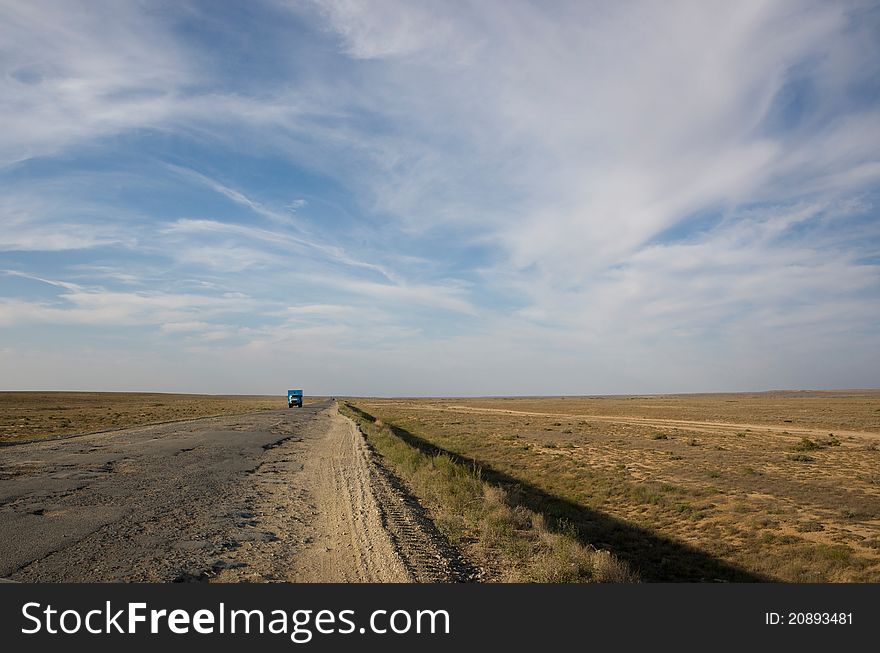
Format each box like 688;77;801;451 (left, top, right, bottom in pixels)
0;392;290;443
0;401;454;582
351;391;880;582
3;390;877;583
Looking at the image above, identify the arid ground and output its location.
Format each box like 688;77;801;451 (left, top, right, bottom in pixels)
0;392;289;443
349;391;880;582
0;400;459;582
2;391;877;582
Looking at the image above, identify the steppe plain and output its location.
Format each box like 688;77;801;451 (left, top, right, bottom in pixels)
350;391;880;582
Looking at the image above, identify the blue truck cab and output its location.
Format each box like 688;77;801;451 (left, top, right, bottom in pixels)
287;389;303;408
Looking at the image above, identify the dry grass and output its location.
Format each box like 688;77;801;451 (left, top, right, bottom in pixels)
341;403;637;583
346;391;880;582
0;392;292;443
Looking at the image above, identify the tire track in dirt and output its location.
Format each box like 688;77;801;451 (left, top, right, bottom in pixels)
435;405;880;440
275;407;469;582
360;424;476;583
0;402;470;583
286;409;409;582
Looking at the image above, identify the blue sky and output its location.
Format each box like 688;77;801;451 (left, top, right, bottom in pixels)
1;0;879;395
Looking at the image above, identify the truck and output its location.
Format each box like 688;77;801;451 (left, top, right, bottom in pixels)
287;389;303;408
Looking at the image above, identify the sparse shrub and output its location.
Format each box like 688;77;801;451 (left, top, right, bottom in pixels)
815;544;852;563
751;516;777;529
788;453;814;462
509;504;533;530
841;508;874;520
652;433;669;440
792;437;821;452
591;548;640;583
630;484;664;505
340;403;637;584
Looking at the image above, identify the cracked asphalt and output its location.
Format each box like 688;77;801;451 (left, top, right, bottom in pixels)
0;401;332;582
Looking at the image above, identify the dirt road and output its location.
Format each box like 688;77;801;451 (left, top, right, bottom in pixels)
0;401;455;582
443;405;880;441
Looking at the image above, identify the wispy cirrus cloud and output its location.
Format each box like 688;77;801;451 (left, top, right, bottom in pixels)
0;0;193;167
1;0;878;393
164;165;301;227
0;190;133;251
162;215;397;281
0;270;254;327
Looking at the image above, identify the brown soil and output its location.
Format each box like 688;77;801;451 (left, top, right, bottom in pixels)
221;409;410;582
1;401;462;583
0;392;293;443
213;408;463;583
350;391;880;582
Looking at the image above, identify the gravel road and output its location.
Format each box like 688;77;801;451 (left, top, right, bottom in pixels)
0;401;463;582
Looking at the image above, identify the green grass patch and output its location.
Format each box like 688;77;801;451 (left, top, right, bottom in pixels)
340;403;637;583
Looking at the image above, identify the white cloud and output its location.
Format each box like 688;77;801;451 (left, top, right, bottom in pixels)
162;180;398;281
165;165;300;228
159;321;215;334
67;265;144;286
0;227;119;252
0;272;255;327
0;0;192;166
309;0;475;61
169;242;287;273
291;272;477;315
1;1;878;393
311;1;879;272
0;191;130;251
285;303;359;318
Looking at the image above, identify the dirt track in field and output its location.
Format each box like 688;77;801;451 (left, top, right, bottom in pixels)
356;393;880;582
444;405;880;440
0;401;460;583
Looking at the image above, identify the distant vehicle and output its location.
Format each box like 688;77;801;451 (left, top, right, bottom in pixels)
287;389;303;408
